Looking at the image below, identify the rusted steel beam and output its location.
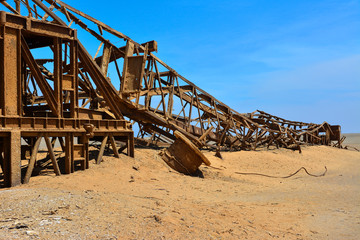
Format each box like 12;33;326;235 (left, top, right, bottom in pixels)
32;0;65;25
23;135;41;184
44;135;61;176
109;134;120;159
0;1;19;14
21;36;59;117
96;134;108;164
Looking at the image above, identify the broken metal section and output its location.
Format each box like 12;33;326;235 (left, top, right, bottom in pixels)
159;131;211;175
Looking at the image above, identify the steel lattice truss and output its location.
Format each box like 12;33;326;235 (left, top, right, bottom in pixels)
0;0;343;153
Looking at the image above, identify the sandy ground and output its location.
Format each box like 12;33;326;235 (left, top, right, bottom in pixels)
343;133;360;150
0;136;360;239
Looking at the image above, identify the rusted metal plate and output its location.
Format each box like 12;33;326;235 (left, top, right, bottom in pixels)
2;131;22;187
159;131;210;175
2;26;20;116
122;55;145;93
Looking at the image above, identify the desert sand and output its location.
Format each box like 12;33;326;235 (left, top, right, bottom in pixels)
0;135;360;239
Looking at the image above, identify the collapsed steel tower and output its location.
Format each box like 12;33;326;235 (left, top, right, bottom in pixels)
0;0;343;186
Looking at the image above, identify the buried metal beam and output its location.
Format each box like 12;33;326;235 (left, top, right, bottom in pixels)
44;135;61;176
96;135;108;164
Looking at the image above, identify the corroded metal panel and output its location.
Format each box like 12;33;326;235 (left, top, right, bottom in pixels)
3;27;21;116
122;55;145;93
2;131;21;187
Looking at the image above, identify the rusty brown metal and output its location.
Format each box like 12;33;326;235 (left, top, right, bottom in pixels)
159;131;211;175
0;1;345;185
0;8;134;187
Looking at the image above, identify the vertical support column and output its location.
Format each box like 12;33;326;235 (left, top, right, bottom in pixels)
127;132;135;157
53;37;63;118
3;131;21;187
0;26;21;116
101;43;112;75
65;133;74;174
0;139;4;172
167;75;174;116
120;41;134;93
0;25;4;115
69;40;78;118
15;0;21;12
16;28;21;116
82;135;89;169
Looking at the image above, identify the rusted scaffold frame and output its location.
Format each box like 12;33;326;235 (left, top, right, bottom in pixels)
0;4;134;187
0;1;342;186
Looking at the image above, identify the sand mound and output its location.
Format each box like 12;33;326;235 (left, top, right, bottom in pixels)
0;145;359;239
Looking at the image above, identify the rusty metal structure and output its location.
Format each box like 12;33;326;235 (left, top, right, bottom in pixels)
0;0;343;186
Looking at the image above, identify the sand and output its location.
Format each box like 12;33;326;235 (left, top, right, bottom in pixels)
0;136;360;239
343;133;360;150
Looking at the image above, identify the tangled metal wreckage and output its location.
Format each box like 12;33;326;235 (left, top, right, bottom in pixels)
0;0;344;187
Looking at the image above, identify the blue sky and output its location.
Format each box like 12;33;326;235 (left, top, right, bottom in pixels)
78;0;359;132
3;0;359;132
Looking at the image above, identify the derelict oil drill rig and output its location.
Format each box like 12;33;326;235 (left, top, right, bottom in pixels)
0;0;343;187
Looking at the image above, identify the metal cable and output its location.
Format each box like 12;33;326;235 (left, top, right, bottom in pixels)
234;166;327;178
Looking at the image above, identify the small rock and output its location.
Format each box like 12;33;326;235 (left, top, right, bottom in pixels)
42;210;57;215
132;166;139;171
58;205;70;210
129;176;135;182
39;219;52;226
9;223;28;229
26;230;38;236
153;215;162;223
